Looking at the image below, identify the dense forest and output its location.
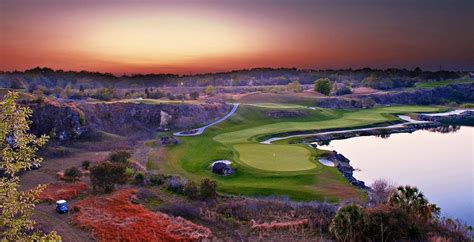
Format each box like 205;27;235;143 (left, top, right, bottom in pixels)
0;67;465;90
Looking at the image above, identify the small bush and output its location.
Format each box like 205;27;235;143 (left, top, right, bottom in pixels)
108;150;131;164
124;167;134;177
287;80;302;93
363;204;410;241
330;204;364;241
200;178;217;200
314;78;332;95
334;86;352;96
167;176;185;193
90;161;127;193
184;181;199;200
134;173;145;185
149;174;164;186
64;166;82;181
81;160;91;170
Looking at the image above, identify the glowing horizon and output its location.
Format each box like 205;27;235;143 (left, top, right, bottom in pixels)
1;0;473;75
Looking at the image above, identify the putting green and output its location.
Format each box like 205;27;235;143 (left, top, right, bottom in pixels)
234;144;317;171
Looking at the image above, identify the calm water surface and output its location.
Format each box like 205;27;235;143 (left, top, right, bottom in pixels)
321;126;474;225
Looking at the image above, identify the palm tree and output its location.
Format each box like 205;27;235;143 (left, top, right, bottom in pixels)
330;204;364;242
389;185;439;222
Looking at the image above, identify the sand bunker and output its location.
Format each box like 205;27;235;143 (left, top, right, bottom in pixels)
318;158;335;167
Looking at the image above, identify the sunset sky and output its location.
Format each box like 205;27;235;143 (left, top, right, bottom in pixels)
1;0;473;74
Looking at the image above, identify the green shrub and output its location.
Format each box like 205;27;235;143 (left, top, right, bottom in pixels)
389;185;440;222
200;178;217;200
108;150;131;164
134;173;145;185
334;86;352;96
287;81;302;93
90;161;127;193
149;174;164;186
363;204;410;241
124;167;134;177
184;181;199;200
330;204;364;241
64;166;82;181
314;78;332;95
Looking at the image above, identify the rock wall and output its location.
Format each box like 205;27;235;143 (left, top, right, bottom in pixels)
78;102;231;136
314;83;474;109
28;101;231;140
361;83;474;105
28;100;86;141
419;111;474;125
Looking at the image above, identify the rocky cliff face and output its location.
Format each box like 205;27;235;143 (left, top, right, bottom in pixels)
362;83;474;105
28;101;231;141
28;100;86;141
78;102;231;136
314;83;474;109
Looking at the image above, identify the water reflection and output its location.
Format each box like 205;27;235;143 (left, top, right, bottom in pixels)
375;133;391;139
317;140;331;146
319;126;474;225
423;125;461;134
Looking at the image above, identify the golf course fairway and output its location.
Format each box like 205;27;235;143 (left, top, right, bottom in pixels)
160;104;443;202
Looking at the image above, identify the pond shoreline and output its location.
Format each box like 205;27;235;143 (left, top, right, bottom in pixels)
317;150;369;189
304;110;473;190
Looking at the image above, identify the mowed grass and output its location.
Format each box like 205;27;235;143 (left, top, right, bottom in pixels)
235;144;317;171
163;104;444;202
213;105;440;145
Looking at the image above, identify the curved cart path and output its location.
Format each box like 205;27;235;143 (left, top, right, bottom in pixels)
174;103;239;136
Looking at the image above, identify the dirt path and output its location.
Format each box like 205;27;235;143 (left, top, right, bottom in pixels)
21;152;108;190
33;203;94;242
20;151;108;241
